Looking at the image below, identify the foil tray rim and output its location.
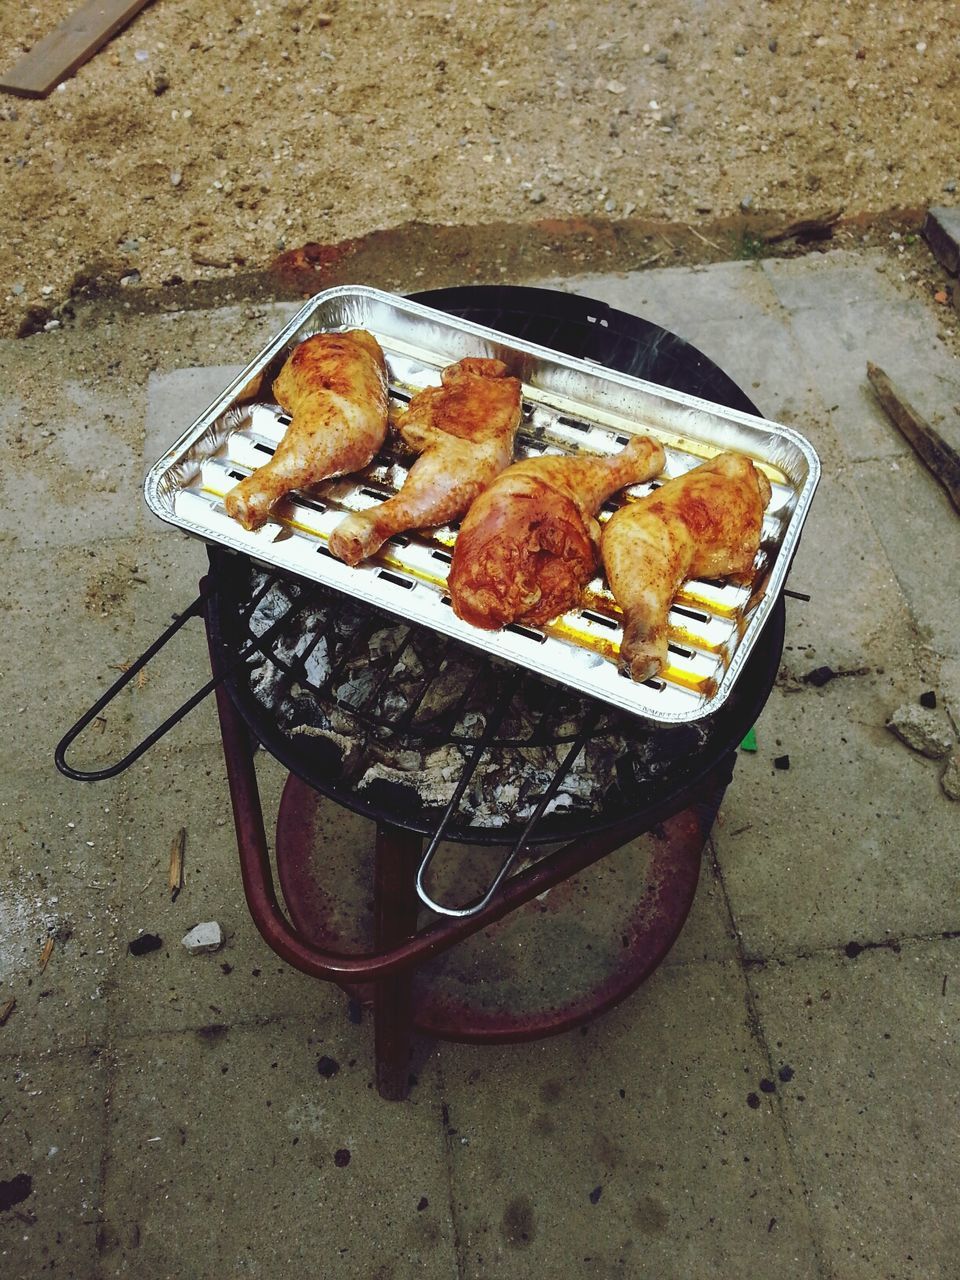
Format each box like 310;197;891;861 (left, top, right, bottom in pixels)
143;284;821;725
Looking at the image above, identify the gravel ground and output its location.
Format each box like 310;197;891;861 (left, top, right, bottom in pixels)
1;0;958;337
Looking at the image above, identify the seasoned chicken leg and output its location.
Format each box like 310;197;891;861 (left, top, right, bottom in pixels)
327;357;522;565
225;329;389;531
448;434;666;629
601;451;772;682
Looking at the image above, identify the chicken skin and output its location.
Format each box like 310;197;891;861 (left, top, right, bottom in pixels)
448;434;666;629
601;451;772;682
328;357;521;566
225;329;389;531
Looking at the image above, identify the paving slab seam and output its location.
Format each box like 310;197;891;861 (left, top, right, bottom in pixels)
741;928;960;972
434;1053;468;1280
704;834;830;1279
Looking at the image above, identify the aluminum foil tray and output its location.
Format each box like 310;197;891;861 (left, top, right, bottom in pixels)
144;285;820;724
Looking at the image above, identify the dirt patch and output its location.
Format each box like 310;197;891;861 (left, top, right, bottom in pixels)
1;1;958;338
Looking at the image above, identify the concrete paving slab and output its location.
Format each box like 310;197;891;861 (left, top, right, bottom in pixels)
99;1021;455;1279
439;959;819;1279
0;764;121;1057
0;1046;107;1279
110;745;323;1036
715;683;960;959
761;251;960;461
0;334;145;550
747;939;960;1279
774;469;927;683
854;455;960;660
562;259;785;329
2;542;134;775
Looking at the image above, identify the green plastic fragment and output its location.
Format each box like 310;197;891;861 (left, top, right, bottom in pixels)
739;727;758;752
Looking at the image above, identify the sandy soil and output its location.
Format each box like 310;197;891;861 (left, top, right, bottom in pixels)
1;0;958;337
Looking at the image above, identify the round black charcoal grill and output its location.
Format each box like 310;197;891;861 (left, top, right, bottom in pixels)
57;286;788;1099
208;286;781;853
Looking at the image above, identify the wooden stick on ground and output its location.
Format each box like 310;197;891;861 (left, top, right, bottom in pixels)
0;0;152;99
866;361;960;515
0;998;15;1027
168;827;186;901
39;938;55;971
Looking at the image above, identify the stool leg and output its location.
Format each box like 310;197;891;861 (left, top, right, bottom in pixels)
373;824;423;1101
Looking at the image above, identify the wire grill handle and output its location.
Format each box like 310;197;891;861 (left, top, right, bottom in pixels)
53;592;228;782
415;706;604;918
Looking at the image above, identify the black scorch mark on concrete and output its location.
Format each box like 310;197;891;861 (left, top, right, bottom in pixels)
0;1174;33;1212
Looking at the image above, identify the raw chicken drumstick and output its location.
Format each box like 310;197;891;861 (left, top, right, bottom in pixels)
448;434;666;629
225;329;389;531
601;451;772;682
328;357;522;566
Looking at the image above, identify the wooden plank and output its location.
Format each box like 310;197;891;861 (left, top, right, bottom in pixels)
866;361;960;516
0;0;152;99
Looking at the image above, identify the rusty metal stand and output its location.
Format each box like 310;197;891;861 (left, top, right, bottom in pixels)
373;825;423;1100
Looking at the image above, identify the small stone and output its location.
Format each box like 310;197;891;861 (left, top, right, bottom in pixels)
11;282;25;295
128;933;163;956
734;44;747;56
316;1055;340;1078
527;188;545;204
942;752;960;801
333;1148;351;1168
768;37;779;52
654;49;669;64
759;1078;776;1093
43;319;61;331
120;238;140;254
589;1185;602;1204
740;193;754;212
119;270;141;287
606;79;626;94
170;170;183;187
181;921;224;954
746;1091;761;1109
920;690;937;709
944;180;958;193
41;285;54;296
886;705;953;759
774;755;790;770
152;68;170;95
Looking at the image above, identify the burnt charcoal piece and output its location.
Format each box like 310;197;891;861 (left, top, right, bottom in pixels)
802;665;836;687
0;1174;33;1212
774;755;790;770
920;690;937;709
128;933;163;956
317;1055;340;1078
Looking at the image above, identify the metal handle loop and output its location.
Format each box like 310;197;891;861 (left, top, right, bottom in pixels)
54;591;219;782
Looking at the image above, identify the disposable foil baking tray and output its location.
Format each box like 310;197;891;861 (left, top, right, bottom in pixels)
144;285;820;724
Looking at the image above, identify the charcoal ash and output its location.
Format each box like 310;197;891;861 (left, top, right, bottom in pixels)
237;568;712;828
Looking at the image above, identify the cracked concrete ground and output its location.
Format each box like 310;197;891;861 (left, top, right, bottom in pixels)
1;246;959;1279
